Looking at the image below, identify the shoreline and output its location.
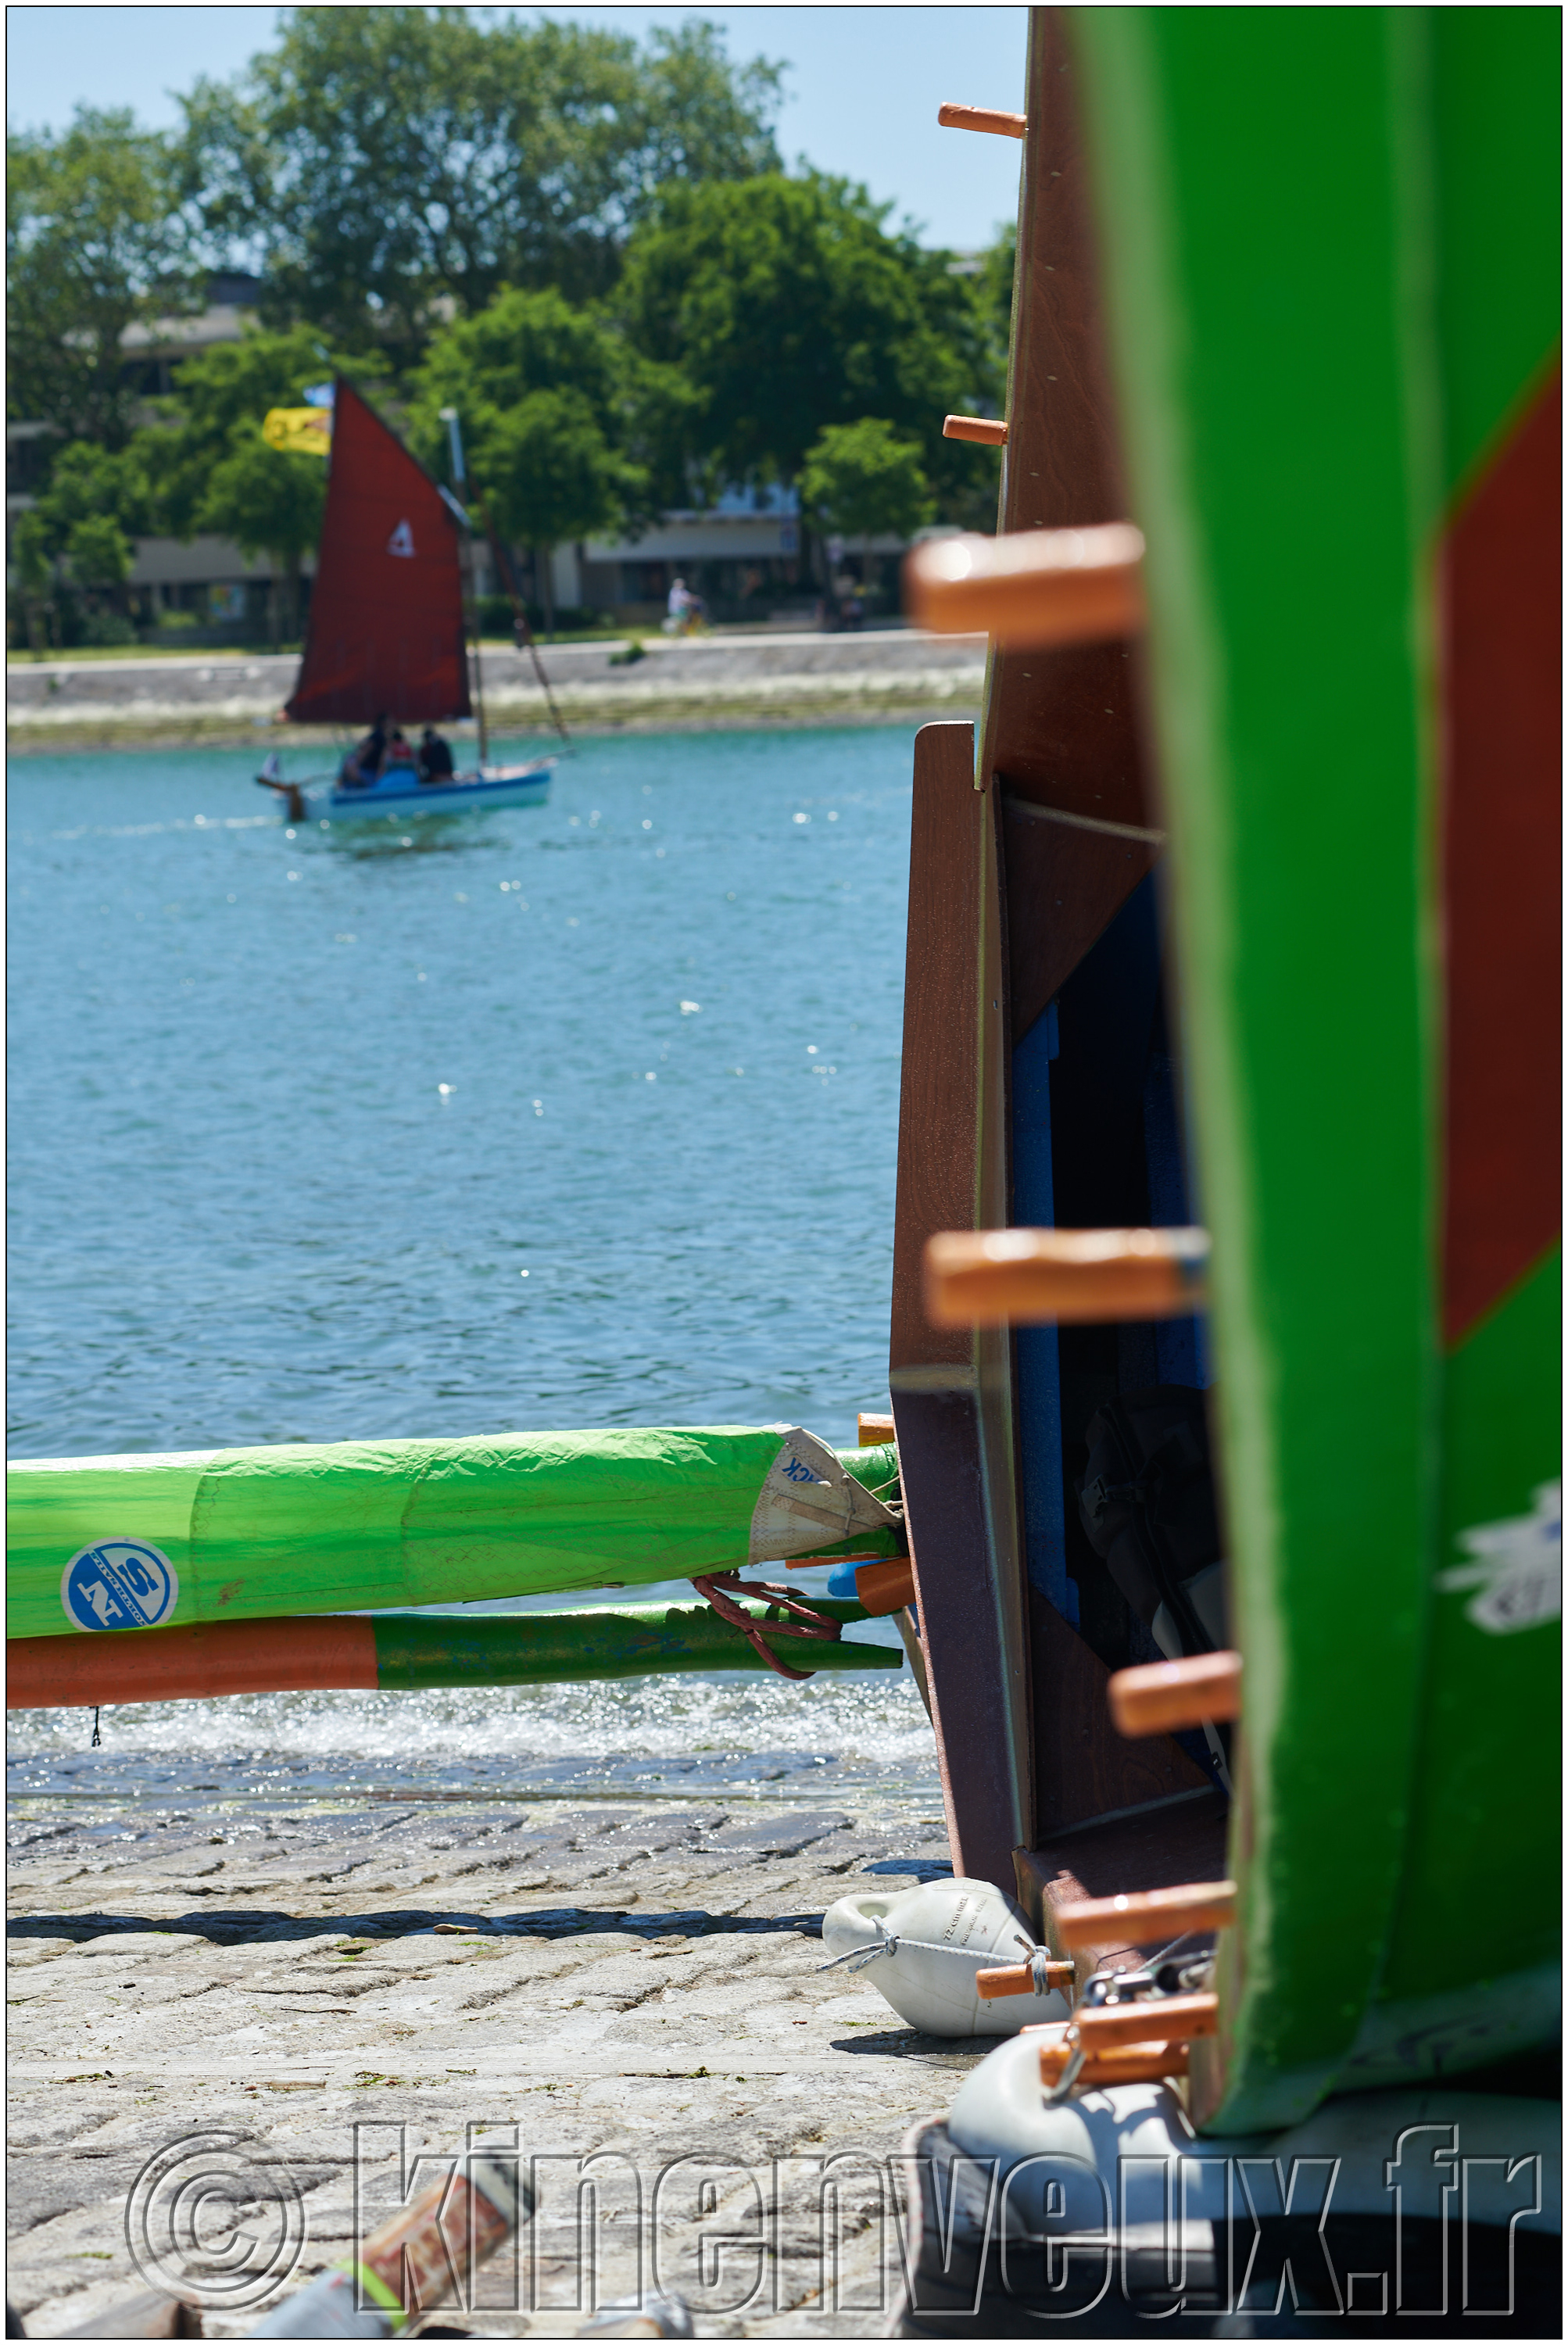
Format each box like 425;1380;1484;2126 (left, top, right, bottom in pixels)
7;628;986;757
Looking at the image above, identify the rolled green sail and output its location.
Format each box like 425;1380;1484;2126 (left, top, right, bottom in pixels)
7;1426;902;1642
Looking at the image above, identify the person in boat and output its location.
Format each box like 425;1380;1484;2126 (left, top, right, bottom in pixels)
342;713;389;786
418;726;455;785
383;727;418;773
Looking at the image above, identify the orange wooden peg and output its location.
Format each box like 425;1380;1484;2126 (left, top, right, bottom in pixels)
847;1558;916;1616
904;523;1146;647
1033;2026;1190;2089
1052;1881;1237;1950
1076;1992;1218;2052
943;414;1009;446
976;1957;1076;2000
857;1412;896;1447
938;103;1028;138
923;1225;1208;1327
1108;1651;1243;1737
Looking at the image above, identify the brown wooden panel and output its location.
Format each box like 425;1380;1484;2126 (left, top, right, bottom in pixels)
890;721;981;1374
891;1377;1030;1889
978;9;1156;830
1027;1588;1210;1837
1003;792;1162;1039
890;723;1033;1890
1014;1784;1230;1992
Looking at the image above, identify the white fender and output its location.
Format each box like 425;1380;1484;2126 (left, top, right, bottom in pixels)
821;1876;1072;2039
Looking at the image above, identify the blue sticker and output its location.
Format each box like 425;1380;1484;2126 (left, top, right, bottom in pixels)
61;1539;179;1632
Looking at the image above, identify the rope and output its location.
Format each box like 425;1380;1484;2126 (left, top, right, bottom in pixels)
689;1570;843;1682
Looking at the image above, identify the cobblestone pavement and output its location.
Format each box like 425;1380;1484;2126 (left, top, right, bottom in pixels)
9;1792;979;2338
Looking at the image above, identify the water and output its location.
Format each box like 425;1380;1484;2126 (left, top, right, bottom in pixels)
8;729;938;1807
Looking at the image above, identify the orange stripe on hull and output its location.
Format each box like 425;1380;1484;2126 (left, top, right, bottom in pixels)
7;1617;381;1707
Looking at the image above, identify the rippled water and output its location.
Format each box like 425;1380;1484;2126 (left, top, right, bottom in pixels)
8;728;936;1799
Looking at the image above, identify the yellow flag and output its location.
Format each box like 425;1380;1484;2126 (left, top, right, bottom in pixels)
261;407;332;456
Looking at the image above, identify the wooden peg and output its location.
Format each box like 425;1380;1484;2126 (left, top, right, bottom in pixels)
1108;1651;1242;1737
923;1225;1208;1327
904;523;1145;646
848;1557;917;1616
857;1412;896;1447
1033;2025;1189;2088
943;414;1008;446
1053;1881;1237;1950
938;103;1028;139
976;1957;1076;2000
1076;1991;1218;2051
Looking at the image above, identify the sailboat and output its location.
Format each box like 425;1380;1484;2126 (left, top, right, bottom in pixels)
258;378;552;825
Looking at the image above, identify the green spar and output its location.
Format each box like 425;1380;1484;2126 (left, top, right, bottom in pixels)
371;1598;902;1688
8;1426;902;1641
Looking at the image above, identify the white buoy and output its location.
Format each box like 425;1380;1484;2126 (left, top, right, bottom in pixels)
820;1876;1071;2038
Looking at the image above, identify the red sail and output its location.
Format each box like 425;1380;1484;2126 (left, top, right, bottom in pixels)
286;378;472;725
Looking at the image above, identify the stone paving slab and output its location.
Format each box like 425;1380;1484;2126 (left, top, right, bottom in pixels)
9;1793;972;2338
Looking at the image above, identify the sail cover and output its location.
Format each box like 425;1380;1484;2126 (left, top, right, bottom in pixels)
7;1427;903;1637
285;378;471;724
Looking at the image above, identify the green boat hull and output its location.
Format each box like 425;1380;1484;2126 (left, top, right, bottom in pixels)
1076;5;1560;2127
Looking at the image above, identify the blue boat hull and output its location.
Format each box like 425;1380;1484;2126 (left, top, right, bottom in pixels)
320;764;553;822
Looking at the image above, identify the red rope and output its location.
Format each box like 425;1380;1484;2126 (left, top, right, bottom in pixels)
689;1570;843;1682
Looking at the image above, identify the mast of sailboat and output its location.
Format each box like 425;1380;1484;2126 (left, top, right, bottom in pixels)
439;406;489;769
477;501;571;752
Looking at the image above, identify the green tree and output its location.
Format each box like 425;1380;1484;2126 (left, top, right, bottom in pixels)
410;287;669;626
140;327;351;637
7;107;197;446
801;420;934;567
178;9;783;363
9;439;154;647
198;442;324;643
484;389;645;631
617;174;1000;513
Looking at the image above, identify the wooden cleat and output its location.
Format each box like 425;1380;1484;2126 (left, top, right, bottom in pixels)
938;102;1028;138
924;1225;1208;1326
976;1957;1076;2000
1076;1991;1218;2051
1053;1881;1237;1949
857;1411;897;1446
904;522;1145;646
847;1557;917;1616
943;414;1008;446
1032;2024;1190;2088
1108;1651;1242;1737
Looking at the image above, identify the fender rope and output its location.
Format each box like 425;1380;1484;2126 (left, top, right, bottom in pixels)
689;1569;843;1682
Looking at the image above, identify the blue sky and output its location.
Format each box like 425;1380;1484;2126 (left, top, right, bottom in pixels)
6;4;1028;250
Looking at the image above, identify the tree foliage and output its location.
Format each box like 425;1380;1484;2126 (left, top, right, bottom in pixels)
801;420;934;548
137;328;349;629
408;288;659;621
178;8;784;362
616;174;1001;504
7;106;197;445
